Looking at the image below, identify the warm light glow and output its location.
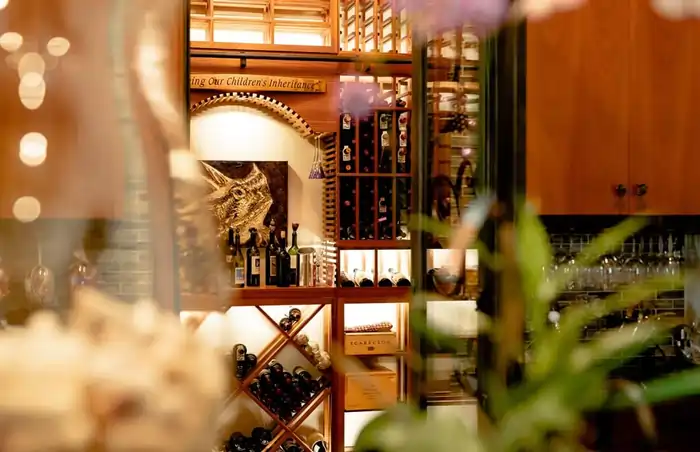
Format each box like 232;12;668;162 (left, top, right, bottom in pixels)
340;250;375;276
377;249;411;276
345;303;400;329
427;300;478;337
190;27;207;41
19;132;47;167
0;32;23;52
18;52;45;77
213;27;264;44
0;0;7;10
12;196;41;223
18;76;46;110
428;248;478;270
46;37;70;57
274;30;325;46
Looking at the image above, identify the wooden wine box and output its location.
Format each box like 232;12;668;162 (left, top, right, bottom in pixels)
345;366;398;411
344;332;398;355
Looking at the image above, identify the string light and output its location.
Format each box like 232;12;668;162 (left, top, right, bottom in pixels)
12;196;41;223
0;0;8;11
46;37;70;57
0;32;22;52
19;132;47;167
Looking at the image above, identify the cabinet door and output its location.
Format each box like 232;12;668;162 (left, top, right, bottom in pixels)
629;3;700;215
526;0;631;215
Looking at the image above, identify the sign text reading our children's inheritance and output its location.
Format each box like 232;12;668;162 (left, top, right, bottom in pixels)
190;74;326;93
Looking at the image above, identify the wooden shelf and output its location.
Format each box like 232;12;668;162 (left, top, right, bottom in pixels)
336;240;411;249
337;286;410;303
181;286;411;309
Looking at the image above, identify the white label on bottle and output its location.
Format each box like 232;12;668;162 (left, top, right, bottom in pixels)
379;114;389;130
290;257;297;269
252;257;260;275
342;114;352;129
226;255;233;263
398;147;406;164
342;145;352;162
381;131;390;147
234;268;245;284
399;131;407;146
270;255;277;277
398;112;409;131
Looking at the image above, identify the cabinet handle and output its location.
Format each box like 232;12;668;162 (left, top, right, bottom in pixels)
635;184;648;197
614;184;627;197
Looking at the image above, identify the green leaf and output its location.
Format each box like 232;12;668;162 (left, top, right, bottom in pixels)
515;203;551;341
611;367;700;408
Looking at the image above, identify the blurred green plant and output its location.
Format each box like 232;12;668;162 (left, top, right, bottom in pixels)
353;204;698;452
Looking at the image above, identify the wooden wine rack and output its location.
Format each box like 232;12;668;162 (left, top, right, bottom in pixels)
339;0;411;53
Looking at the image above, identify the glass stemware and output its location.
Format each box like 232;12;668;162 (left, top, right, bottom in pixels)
624;238;646;284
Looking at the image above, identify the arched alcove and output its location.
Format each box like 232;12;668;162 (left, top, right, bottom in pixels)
190;93;326;246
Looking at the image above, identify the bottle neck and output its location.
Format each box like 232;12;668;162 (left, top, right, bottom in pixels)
291;232;298;248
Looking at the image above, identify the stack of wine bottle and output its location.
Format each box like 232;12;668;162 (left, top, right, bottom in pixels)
337;268;411;288
221;427;273;452
232;344;259;380
225;221;320;288
337;108;412;242
248;360;330;423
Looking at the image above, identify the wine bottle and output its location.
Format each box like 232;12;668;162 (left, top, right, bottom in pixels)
390;269;411;287
226;227;235;277
308;432;328;452
358;179;376;240
265;220;279;286
279;316;293;332
339;179;357;240
358;116;375;173
353;269;374;287
245;353;257;373
288;307;302;323
288;223;300;286
269;360;285;379
377;270;394;287
232;344;247;380
251;427;273;449
246;228;261;287
338;271;357;287
277;231;291;287
282;439;303;452
339;113;356;173
227;432;246;452
232;228;245;288
378;179;393;239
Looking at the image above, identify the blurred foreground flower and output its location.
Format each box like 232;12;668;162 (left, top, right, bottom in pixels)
650;0;700;19
341;82;380;118
0;288;227;452
514;0;587;20
405;0;510;35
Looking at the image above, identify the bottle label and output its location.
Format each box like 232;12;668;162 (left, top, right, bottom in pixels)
398;147;406;164
342;114;352;129
269;255;277;277
381;131;390;147
398;112;409;131
234;268;245;284
226;255;233;263
252;257;260;275
399;131;407;146
290;257;297;269
379;114;390;130
342;145;352;162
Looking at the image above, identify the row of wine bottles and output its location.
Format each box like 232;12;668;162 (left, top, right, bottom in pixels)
222;428;328;452
339;177;410;241
226;221;317;288
249;360;330;423
339;111;411;174
338;268;411;288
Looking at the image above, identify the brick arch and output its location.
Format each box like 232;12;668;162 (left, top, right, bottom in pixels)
190;92;315;138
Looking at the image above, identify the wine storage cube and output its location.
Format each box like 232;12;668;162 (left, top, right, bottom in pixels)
345;366;398;411
344;331;399;355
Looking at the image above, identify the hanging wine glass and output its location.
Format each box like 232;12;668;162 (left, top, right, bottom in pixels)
0;256;9;302
69;248;97;289
24;241;55;307
308;134;325;180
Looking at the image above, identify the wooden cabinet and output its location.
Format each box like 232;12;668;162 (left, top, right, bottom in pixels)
628;1;700;215
527;0;700;215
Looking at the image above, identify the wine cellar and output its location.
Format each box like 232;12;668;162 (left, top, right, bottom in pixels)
181;2;482;450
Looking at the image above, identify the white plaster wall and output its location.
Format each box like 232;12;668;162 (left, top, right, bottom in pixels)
190;105;324;246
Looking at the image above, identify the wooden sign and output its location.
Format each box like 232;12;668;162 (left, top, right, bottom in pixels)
190;74;326;93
